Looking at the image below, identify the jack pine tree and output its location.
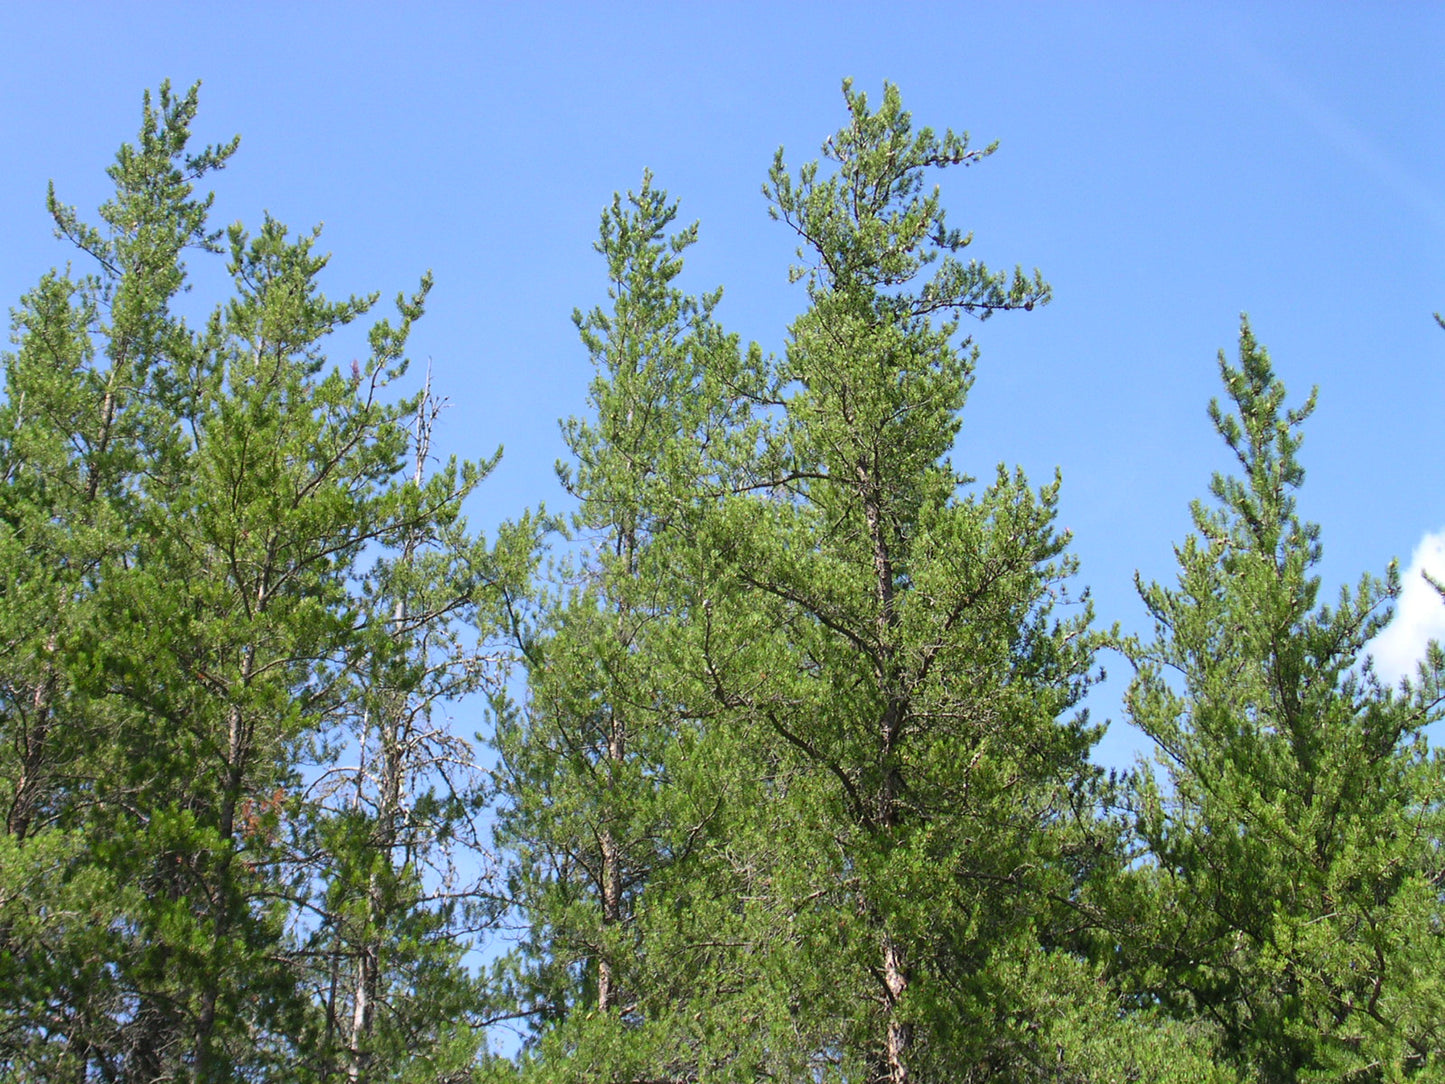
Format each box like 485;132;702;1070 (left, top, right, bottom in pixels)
299;376;532;1084
0;84;517;1083
692;80;1123;1082
1125;319;1445;1081
492;174;775;1079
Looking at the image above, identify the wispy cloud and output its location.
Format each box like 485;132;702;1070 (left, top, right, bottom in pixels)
1215;19;1445;234
1369;529;1445;684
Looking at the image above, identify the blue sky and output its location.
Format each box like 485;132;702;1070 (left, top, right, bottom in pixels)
3;2;1443;766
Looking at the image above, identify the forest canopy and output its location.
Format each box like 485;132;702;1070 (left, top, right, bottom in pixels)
2;80;1443;1084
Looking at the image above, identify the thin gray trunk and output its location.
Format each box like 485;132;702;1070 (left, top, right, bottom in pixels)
347;383;431;1082
194;639;256;1081
347;687;403;1084
597;514;635;1014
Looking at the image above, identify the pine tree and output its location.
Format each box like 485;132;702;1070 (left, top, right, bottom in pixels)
0;82;252;1080
694;80;1117;1082
0;84;517;1083
492;173;774;1079
299;375;532;1084
1124;319;1445;1081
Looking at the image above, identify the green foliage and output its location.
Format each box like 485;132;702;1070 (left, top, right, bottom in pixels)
702;78;1112;1083
6;76;1443;1084
493;172;779;1079
1123;319;1445;1082
0;83;518;1082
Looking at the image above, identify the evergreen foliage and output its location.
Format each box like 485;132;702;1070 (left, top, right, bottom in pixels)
702;80;1099;1082
0;83;525;1083
2;79;1442;1084
1123;321;1445;1082
492;172;780;1079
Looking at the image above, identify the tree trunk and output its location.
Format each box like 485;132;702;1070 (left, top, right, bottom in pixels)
597;517;636;1015
882;935;912;1084
194;642;256;1082
861;461;912;1083
597;709;625;1013
347;688;404;1084
7;655;58;841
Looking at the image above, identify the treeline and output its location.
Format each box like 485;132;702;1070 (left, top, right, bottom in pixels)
1;81;1442;1084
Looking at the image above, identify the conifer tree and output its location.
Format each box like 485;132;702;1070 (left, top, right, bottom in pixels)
0;84;516;1083
695;80;1112;1082
0;83;255;1080
300;376;529;1084
492;174;773;1078
1125;320;1445;1081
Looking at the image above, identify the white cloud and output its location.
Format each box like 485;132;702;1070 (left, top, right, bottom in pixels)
1369;529;1445;685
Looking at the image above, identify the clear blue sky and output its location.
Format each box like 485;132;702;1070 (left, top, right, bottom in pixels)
4;2;1443;766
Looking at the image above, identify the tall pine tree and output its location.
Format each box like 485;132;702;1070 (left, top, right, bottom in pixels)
1124;320;1445;1081
0;84;518;1083
695;80;1125;1082
492;173;774;1079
